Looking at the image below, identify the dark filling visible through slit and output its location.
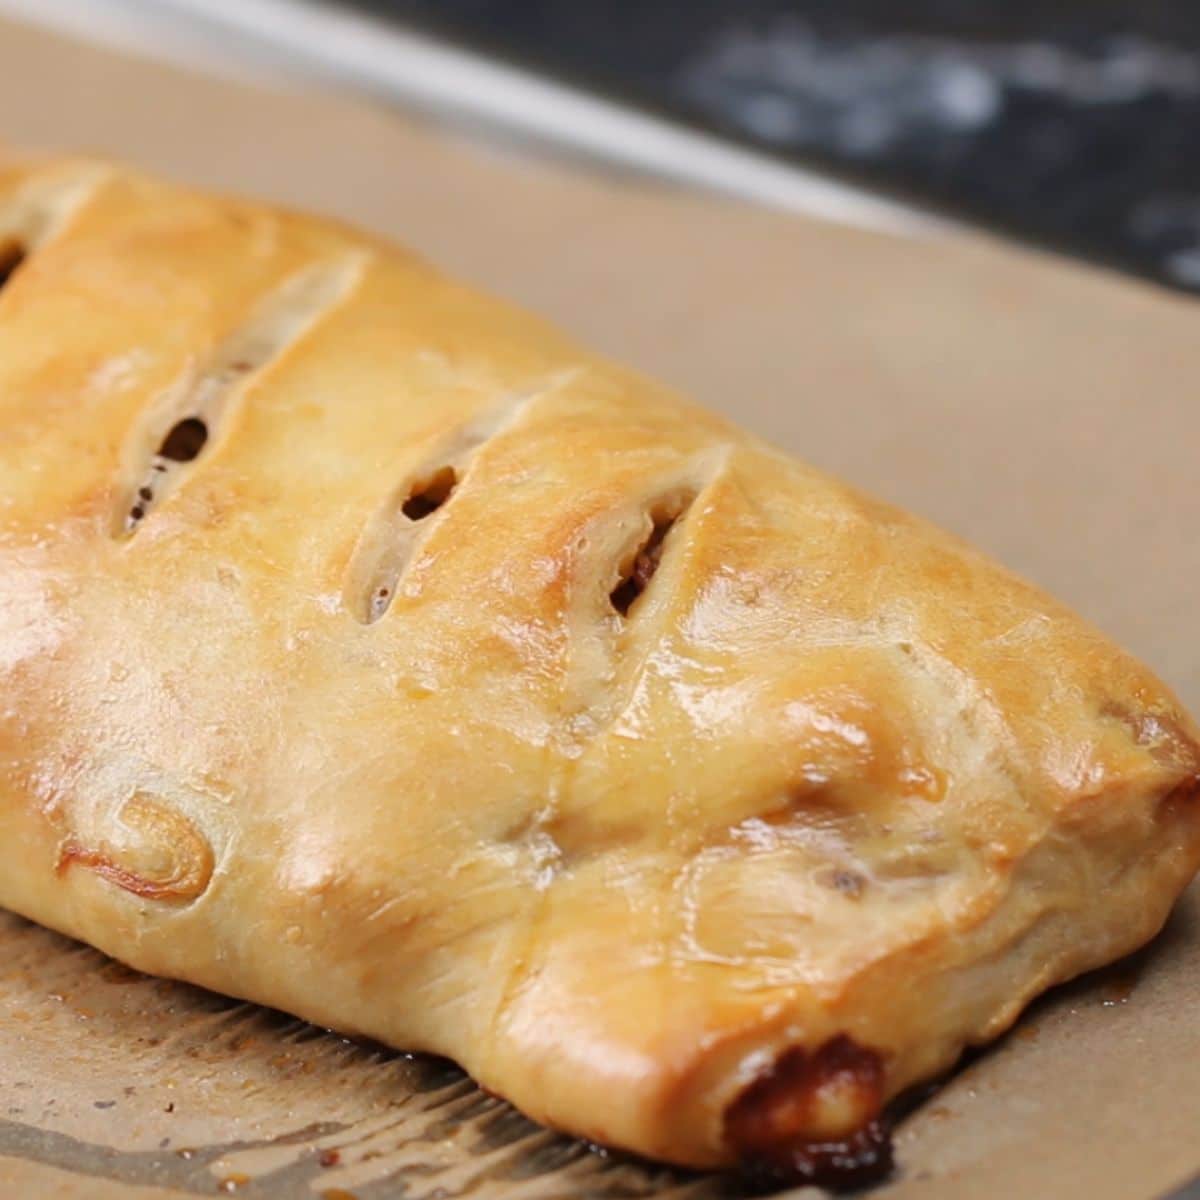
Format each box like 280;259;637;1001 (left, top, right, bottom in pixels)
125;418;211;529
610;514;677;616
402;466;458;521
158;417;209;463
0;243;26;289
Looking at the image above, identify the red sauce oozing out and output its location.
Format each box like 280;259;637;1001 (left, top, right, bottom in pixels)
725;1036;892;1192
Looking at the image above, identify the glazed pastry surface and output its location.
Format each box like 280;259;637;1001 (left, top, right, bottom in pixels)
1;158;1198;1180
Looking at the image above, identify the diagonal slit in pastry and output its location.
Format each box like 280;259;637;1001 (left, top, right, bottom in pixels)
345;370;580;623
114;253;367;536
0;164;109;295
609;495;691;618
559;447;730;742
595;457;723;636
0;163;110;256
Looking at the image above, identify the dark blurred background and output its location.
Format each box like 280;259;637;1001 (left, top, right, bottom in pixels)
347;0;1200;292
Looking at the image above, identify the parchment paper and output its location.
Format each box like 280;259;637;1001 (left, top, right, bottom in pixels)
0;14;1197;1200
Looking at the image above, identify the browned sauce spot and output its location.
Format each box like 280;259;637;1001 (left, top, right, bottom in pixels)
0;242;25;289
402;465;457;521
610;515;675;616
726;1037;892;1192
318;1149;341;1167
158;416;209;463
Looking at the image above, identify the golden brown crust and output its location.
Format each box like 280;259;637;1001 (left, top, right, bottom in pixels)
0;158;1198;1180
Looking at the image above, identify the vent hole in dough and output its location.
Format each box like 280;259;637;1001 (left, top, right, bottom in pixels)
0;242;25;289
401;466;458;522
117;253;366;538
610;511;681;617
158;417;209;463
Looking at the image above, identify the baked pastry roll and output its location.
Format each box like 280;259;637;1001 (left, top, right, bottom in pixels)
0;158;1197;1188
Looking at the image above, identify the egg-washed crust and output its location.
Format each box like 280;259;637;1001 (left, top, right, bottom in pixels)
0;158;1197;1186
